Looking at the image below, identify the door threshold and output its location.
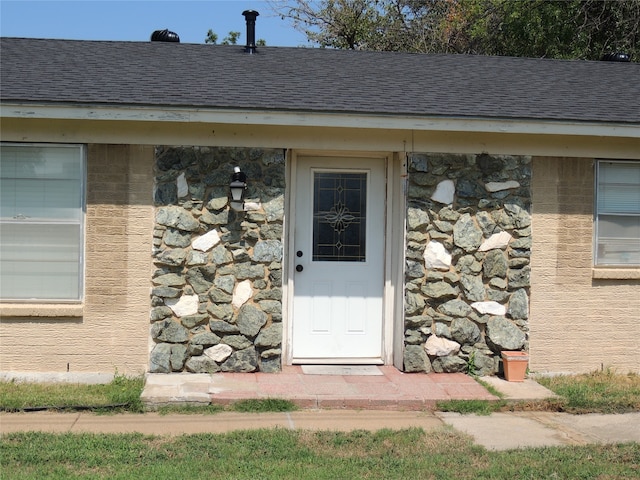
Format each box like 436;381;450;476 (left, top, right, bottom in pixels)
292;357;384;365
300;365;384;376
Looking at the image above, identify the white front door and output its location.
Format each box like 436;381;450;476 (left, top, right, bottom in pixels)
291;156;386;363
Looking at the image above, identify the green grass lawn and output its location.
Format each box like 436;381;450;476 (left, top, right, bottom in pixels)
0;375;145;413
536;370;640;414
2;428;639;480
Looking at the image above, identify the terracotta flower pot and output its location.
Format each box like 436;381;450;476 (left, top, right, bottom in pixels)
501;351;529;382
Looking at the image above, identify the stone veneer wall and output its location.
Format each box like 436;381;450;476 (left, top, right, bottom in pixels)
404;153;532;375
149;146;285;373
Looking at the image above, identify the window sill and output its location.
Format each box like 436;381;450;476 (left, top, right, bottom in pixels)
0;303;84;318
592;267;640;280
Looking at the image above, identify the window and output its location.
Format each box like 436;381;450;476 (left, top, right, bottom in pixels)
595;160;640;266
0;144;85;301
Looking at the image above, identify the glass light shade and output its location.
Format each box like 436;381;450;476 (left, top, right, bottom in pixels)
230;180;246;201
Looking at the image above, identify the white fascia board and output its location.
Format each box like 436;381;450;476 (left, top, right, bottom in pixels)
1;103;639;138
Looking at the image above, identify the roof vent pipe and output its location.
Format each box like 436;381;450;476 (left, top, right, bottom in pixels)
242;10;259;54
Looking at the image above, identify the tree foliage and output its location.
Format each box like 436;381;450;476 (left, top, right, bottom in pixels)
205;30;266;46
275;0;640;59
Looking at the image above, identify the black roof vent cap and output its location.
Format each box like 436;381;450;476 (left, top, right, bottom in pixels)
601;52;630;62
242;10;259;54
151;29;180;43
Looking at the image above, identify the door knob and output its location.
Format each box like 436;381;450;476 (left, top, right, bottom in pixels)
296;251;303;257
296;265;304;272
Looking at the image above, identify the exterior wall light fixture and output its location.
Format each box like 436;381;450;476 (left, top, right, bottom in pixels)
230;166;247;211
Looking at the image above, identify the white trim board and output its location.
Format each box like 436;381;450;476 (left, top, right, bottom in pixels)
2;103;638;138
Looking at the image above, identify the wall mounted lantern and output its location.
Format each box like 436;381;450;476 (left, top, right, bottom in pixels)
229;166;247;211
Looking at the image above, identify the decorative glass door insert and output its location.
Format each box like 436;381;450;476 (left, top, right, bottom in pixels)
312;172;367;262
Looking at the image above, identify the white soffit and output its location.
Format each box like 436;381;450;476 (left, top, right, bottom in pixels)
1;103;639;139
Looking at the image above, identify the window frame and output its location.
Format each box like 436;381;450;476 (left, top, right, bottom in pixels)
594;159;640;267
0;142;86;303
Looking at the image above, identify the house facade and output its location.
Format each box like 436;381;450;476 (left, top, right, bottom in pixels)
1;37;639;376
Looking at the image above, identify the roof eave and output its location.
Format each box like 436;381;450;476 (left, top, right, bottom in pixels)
1;102;639;139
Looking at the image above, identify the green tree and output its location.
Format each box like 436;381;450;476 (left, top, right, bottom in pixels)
275;0;640;59
452;0;640;59
205;30;267;46
205;29;218;44
278;0;382;50
222;31;241;45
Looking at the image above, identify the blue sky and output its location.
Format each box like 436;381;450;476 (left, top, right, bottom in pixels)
0;1;308;46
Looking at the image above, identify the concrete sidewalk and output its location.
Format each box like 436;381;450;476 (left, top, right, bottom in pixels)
0;410;441;436
437;411;640;450
2;409;638;451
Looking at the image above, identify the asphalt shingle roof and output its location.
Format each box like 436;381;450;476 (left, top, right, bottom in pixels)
1;37;639;124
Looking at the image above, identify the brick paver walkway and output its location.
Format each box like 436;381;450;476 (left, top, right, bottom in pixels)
142;366;498;410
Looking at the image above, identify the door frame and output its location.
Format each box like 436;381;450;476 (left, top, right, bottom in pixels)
282;150;406;367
